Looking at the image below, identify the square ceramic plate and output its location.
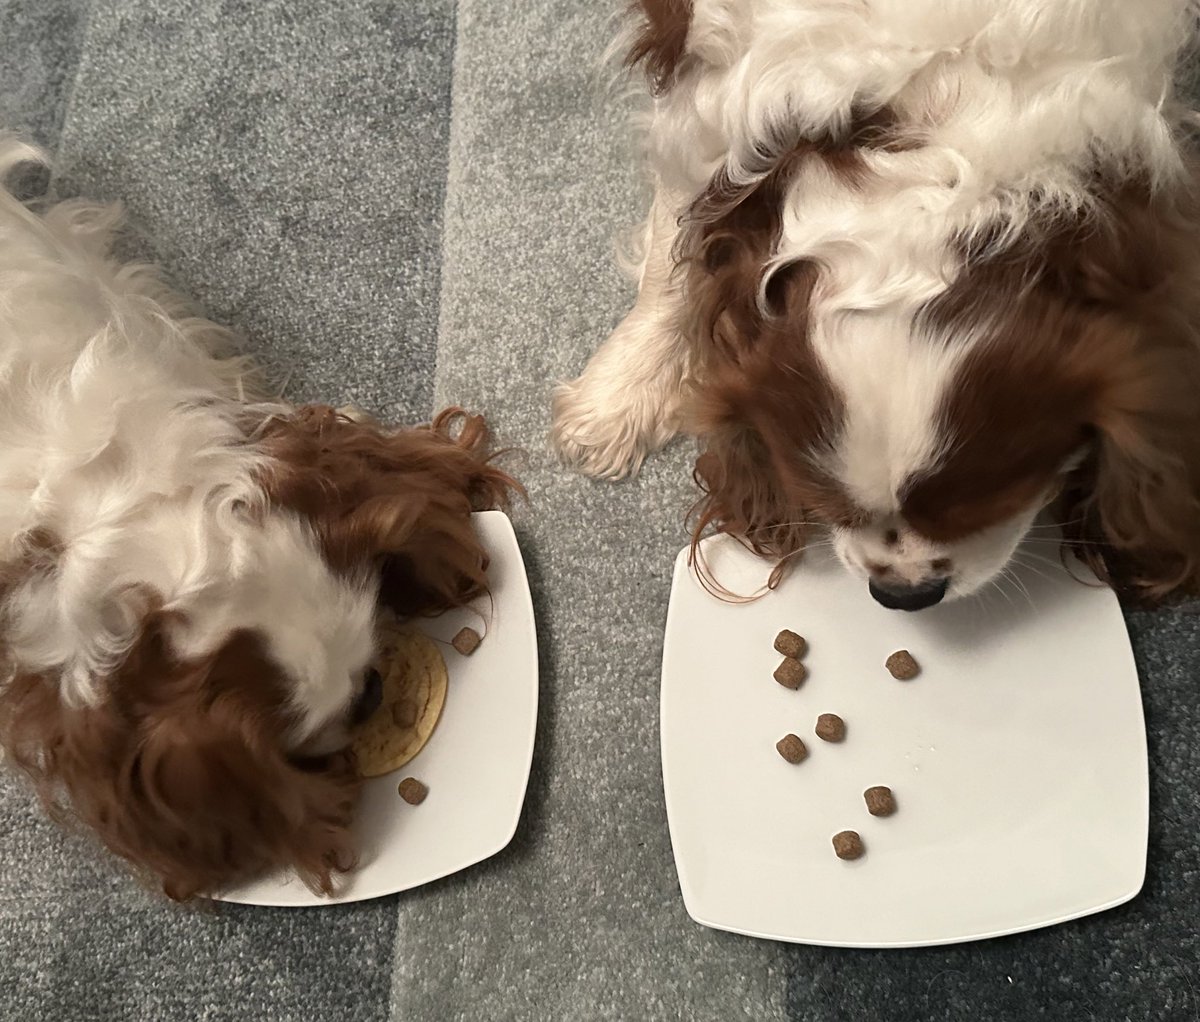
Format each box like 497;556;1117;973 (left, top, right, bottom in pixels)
215;510;538;907
661;535;1148;947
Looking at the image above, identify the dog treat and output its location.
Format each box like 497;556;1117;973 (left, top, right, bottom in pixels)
773;657;807;690
815;713;846;742
832;830;865;860
773;629;807;659
776;733;808;764
885;650;920;680
398;778;429;805
351;627;448;777
452;626;482;656
864;786;896;817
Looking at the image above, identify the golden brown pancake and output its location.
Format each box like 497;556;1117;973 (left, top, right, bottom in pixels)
351;628;448;778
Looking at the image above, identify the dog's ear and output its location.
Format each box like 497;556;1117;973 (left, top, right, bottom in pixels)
624;0;693;95
1046;183;1200;601
99;697;361;902
691;424;798;562
689;365;856;598
0;627;360;900
1066;320;1200;600
333;490;495;618
683;242;849;595
259;407;518;618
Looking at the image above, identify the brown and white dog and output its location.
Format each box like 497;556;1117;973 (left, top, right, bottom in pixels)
0;139;516;899
554;0;1200;610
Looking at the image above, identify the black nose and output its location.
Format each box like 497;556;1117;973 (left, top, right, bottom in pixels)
351;668;383;725
869;577;949;611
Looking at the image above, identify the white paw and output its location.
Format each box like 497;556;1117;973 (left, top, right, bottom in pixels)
550;373;679;481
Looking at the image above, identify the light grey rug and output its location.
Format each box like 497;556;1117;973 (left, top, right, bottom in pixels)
1;1;1198;1020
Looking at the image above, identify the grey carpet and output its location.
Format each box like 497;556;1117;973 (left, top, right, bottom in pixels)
409;0;791;1018
0;0;89;152
2;1;1200;1020
52;0;455;420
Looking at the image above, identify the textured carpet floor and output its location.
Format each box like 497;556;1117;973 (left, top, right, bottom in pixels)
1;1;1199;1020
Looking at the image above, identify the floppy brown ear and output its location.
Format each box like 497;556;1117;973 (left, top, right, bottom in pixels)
99;699;360;901
338;491;498;618
260;407;520;618
0;628;360;900
1047;182;1200;602
1065;331;1200;601
682;238;850;589
625;0;693;95
691;421;803;565
688;358;855;598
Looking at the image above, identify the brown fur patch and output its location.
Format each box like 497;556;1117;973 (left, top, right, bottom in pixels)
683;108;911;231
625;0;693;94
0;527;62;595
687;258;856;574
258;407;520;618
680;116;907;584
911;176;1200;599
0;624;361;901
903;267;1103;541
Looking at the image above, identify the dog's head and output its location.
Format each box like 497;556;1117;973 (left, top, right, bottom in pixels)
0;408;514;898
685;146;1200;608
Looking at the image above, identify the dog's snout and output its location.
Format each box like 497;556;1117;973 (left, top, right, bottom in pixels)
351;668;384;725
868;576;949;612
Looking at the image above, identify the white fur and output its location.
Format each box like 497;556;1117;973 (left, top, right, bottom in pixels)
0;140;374;740
555;0;1197;601
832;503;1043;599
816;311;967;515
551;187;691;477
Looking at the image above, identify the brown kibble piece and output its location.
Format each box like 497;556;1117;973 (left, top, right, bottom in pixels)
773;629;807;659
773;657;807;690
885;650;920;680
832;830;864;860
776;733;808;764
392;699;418;728
398;778;428;805
815;713;846;742
864;786;897;817
452;627;482;656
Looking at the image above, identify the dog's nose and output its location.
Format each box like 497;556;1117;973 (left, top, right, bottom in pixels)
869;577;949;611
351;668;384;724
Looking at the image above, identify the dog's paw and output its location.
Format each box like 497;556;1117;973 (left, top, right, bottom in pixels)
550;375;677;481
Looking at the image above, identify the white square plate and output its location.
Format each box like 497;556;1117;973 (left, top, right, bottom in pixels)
661;536;1148;947
215;510;538;907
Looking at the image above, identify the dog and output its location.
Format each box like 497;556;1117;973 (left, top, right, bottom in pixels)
0;139;515;899
553;0;1200;609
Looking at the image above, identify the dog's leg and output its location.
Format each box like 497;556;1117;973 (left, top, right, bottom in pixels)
551;186;689;480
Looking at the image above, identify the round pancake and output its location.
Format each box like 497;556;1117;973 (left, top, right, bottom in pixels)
351;629;448;778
